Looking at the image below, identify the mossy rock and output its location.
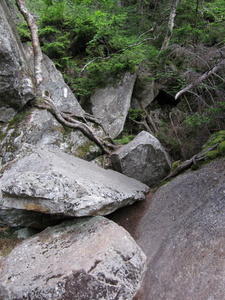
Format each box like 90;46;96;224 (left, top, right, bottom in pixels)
203;130;225;161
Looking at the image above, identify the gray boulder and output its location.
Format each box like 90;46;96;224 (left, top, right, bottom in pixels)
0;216;147;300
110;159;225;300
0;145;149;227
111;131;171;187
90;73;136;139
0;45;103;161
0;0;34;120
23;43;84;116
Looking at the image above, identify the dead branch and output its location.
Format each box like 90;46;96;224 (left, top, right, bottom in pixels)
132;119;153;134
80;36;157;74
161;143;219;181
175;59;225;99
140;104;158;133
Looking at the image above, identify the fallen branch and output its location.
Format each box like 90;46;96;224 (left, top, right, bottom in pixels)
161;143;219;181
175;59;225;99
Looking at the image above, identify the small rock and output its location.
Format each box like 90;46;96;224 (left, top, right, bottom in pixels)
111;131;171;187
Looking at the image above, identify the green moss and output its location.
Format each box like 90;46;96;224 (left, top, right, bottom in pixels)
170;160;181;172
114;135;135;145
205;150;218;160
203;131;225;161
76;141;100;159
7;111;30;129
218;141;225;155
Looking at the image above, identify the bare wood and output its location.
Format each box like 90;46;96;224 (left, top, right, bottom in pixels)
175;59;225;100
34;96;118;154
161;0;180;51
16;0;43;86
16;0;119;155
140;104;158;133
161;143;219;181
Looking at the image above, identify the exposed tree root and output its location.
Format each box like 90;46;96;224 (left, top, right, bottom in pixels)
34;95;118;155
16;0;119;155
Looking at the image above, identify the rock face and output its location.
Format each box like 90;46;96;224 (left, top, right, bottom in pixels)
90;73;136;138
0;217;147;300
110;159;225;300
111;131;171;187
0;2;104;162
23;44;85;116
0;45;105;162
0;145;149;227
0;0;34;121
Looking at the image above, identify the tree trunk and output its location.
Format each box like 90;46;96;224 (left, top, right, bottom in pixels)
161;0;180;51
16;0;118;155
15;0;43;87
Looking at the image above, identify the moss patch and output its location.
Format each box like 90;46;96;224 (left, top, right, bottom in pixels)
0;227;22;257
203;130;225;160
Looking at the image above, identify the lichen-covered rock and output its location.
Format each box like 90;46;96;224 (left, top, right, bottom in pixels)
0;217;147;300
0;0;34;120
90;73;136;139
111;131;171;187
0;145;149;227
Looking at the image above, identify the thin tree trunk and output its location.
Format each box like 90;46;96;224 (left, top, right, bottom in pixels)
15;0;43;86
175;59;225;99
16;0;118;155
161;0;180;51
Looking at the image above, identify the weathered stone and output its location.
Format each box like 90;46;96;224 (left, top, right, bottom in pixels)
23;43;84;116
0;107;17;123
0;44;104;161
0;208;71;229
90;73;136;139
0;0;34;111
110;159;225;300
14;227;39;239
111;131;171;187
0;216;147;300
0;145;149;226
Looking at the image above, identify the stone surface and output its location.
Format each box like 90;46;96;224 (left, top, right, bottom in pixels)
0;1;34;114
0;145;149;226
0;208;71;229
111;131;171;187
110;159;225;300
90;73;136;139
0;42;104;161
23;43;84;116
0;216;147;300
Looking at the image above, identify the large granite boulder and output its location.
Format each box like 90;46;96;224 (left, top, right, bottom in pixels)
0;0;34;121
0;216;147;300
0;45;104;162
111;131;171;187
23;43;85;116
0;145;149;227
0;2;103;161
110;158;225;299
90;73;136;139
